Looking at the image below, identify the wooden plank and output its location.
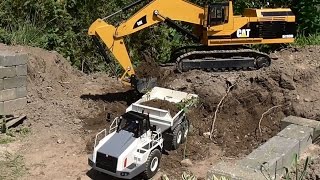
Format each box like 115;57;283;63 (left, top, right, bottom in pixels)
6;115;26;128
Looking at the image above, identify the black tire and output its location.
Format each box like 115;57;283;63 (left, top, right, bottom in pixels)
142;149;161;179
181;119;189;144
172;125;183;150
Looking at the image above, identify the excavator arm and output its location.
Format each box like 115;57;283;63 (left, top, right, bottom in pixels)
88;0;204;91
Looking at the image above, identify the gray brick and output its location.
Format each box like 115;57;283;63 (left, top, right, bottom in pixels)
3;76;27;89
0;66;16;79
16;86;27;98
0;102;3;115
0;79;3;90
16;65;27;76
3;97;27;115
239;136;299;176
0;88;16;101
278;124;313;156
0;51;27;67
207;162;265;180
281;116;320;139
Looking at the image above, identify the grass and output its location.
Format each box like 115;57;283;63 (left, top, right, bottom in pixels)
0;152;26;180
294;33;320;46
0;136;14;144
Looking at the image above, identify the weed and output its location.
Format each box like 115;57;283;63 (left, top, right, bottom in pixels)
0;136;14;144
0;152;26;180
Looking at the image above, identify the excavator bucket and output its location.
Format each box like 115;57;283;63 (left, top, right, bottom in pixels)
131;76;157;93
136;78;158;93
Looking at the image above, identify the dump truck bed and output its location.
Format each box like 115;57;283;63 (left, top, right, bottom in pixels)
126;87;198;133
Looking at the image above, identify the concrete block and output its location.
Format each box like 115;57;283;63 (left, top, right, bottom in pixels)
0;102;3;115
3;97;27;115
16;86;27;98
0;51;27;67
0;66;16;78
3;76;27;89
16;65;27;76
278;124;313;156
0;88;16;101
281;116;320;139
207;162;265;180
239;136;299;176
0;79;3;90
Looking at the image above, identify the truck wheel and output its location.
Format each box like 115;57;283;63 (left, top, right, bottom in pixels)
181;119;189;143
172;125;182;150
142;149;161;179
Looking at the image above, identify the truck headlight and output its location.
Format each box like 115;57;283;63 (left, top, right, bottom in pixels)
120;172;130;176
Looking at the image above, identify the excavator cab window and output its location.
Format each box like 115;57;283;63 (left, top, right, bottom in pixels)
208;2;229;26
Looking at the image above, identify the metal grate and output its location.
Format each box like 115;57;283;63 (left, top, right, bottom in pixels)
96;152;118;173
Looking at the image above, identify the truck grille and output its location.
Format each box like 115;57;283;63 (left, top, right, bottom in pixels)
96;152;117;173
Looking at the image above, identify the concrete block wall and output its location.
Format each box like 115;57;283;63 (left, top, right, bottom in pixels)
0;51;27;115
207;116;317;180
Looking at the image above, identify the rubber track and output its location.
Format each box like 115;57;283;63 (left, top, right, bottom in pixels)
175;49;270;73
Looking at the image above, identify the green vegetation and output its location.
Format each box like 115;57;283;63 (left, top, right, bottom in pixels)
0;0;319;74
0;136;14;144
0;152;26;180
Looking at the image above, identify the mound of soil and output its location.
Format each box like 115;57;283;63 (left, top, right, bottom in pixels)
3;42;319;180
140;99;180;115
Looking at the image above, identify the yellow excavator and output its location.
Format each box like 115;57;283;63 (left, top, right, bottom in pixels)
88;0;295;92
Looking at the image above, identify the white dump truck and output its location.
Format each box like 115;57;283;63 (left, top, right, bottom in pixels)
88;87;198;179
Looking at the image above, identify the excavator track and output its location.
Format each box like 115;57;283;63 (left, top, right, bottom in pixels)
173;47;271;72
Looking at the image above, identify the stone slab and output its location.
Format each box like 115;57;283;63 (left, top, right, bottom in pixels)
0;51;27;67
16;65;27;76
3;76;27;89
207;162;265;180
281;116;320;139
16;86;27;98
0;102;3;115
3;97;27;115
0;66;16;79
0;88;16;102
0;79;3;90
278;124;313;156
239;136;299;176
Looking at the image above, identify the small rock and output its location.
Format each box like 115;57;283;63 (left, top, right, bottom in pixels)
180;158;193;167
280;74;296;90
73;118;82;124
57;139;65;144
203;132;211;138
186;78;192;83
44;123;53;127
304;98;312;102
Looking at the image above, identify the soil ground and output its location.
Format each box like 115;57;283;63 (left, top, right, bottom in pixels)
140;99;180;115
0;44;319;179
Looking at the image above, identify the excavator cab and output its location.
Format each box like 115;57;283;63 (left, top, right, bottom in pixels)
208;2;229;26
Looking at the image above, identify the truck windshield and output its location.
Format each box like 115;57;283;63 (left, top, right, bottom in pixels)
117;117;139;137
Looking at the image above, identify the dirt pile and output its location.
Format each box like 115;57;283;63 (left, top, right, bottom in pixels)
1;43;319;180
140;99;180;115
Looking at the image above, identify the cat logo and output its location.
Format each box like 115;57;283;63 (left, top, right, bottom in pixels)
237;29;251;38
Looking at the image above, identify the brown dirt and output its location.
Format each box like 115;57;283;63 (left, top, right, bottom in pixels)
135;53;160;78
0;44;319;180
140;99;180;115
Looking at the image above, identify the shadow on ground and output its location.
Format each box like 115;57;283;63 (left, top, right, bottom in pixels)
80;90;142;106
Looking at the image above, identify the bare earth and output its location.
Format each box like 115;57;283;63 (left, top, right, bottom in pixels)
0;44;319;179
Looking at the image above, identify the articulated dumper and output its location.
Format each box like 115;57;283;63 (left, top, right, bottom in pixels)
88;87;198;179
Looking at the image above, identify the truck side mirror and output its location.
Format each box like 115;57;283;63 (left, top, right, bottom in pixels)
106;113;111;122
151;125;157;131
